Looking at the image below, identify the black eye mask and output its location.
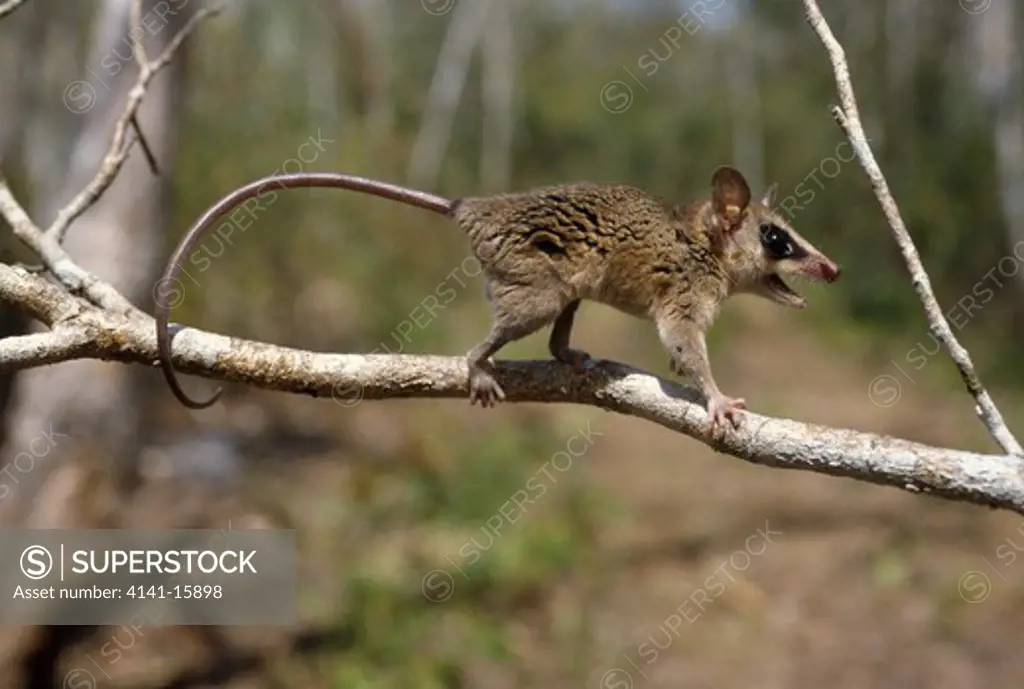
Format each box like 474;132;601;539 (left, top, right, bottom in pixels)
759;223;808;261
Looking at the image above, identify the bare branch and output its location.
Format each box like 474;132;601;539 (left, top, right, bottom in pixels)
802;0;1023;457
150;3;222;73
45;2;222;243
0;330;95;370
0;261;82;326
130;0;149;68
0;0;28;21
0;178;136;314
130;112;161;175
125;0;160;175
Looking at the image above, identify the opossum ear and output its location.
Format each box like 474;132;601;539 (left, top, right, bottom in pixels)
711;166;751;233
761;183;778;208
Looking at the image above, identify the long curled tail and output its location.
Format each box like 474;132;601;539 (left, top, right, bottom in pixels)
154;172;457;409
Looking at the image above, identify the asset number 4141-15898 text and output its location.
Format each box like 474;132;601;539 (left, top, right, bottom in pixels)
127;584;223;599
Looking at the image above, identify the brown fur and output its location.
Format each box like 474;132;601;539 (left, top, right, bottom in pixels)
450;167;840;428
154;167;839;429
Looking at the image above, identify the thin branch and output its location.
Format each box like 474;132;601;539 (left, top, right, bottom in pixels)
802;0;1023;457
130;0;149;68
44;2;222;243
0;259;1018;515
0;0;28;20
151;3;222;73
130;113;161;175
0;177;137;314
125;0;161;175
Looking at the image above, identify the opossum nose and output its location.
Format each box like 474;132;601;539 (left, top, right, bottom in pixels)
823;263;841;282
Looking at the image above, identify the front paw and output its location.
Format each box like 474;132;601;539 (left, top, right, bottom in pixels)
707;394;746;430
469;367;506;408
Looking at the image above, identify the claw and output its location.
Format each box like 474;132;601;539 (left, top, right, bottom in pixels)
707;394;746;430
469;368;506;407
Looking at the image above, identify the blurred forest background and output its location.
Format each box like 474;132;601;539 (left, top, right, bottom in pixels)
1;0;1024;687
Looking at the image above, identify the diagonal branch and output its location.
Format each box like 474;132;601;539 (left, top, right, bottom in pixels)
44;1;222;244
130;0;150;69
151;3;222;73
127;0;160;176
802;0;1023;457
0;177;136;314
0;0;28;20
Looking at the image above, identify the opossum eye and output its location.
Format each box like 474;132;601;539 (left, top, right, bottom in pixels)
759;223;800;260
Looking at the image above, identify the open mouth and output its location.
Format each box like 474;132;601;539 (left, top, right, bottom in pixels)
762;274;807;309
759;259;839;309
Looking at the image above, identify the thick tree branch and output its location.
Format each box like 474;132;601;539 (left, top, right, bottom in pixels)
803;0;1023;457
0;263;1019;516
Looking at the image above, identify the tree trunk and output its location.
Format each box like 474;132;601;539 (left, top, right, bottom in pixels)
479;0;515;192
0;0;195;683
407;0;494;189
